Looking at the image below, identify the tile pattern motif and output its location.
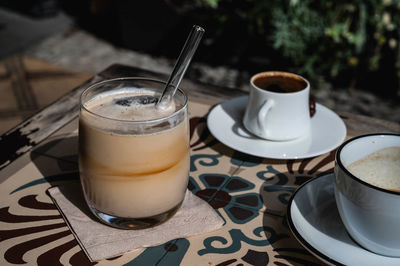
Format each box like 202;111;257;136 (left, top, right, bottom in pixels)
0;101;331;265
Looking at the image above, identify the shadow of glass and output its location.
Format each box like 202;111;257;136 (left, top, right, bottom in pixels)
29;135;96;219
30;135;78;171
54;182;97;221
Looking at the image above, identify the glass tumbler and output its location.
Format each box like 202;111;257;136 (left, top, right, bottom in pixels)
79;77;190;229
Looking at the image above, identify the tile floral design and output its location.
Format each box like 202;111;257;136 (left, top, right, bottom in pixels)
0;107;331;265
189;174;263;224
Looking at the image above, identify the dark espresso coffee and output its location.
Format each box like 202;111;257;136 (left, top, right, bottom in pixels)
253;72;307;93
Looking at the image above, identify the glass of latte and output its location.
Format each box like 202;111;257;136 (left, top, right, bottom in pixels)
78;77;190;229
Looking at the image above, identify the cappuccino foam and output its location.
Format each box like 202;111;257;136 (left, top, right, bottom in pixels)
346;146;400;191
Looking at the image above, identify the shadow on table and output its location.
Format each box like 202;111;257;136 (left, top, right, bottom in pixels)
260;169;330;265
190;114;288;169
31;134;78;167
30;135;96;219
218;96;256;141
52;182;96;220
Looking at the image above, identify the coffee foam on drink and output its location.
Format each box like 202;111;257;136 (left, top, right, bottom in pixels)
346;146;400;191
84;88;177;121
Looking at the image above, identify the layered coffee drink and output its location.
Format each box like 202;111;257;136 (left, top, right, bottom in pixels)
79;78;189;229
346;146;400;192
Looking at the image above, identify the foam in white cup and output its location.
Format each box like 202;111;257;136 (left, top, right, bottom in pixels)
346;146;400;192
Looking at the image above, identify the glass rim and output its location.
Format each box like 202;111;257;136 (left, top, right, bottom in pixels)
80;77;188;124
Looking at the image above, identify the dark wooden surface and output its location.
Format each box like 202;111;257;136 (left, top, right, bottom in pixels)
1;64;399;170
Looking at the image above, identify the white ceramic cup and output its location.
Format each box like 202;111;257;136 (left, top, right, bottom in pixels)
243;71;311;141
334;134;400;257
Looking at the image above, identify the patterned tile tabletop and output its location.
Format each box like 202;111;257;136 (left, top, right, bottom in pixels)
0;65;399;266
0;98;335;266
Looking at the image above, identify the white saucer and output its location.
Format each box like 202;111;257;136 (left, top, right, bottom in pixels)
207;96;346;159
287;173;400;265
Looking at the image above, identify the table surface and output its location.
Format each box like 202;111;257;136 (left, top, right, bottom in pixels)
0;64;399;266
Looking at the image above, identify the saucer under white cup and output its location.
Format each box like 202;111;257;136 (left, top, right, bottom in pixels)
207;96;346;159
287;173;400;265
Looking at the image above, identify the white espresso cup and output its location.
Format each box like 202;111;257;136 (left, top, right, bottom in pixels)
335;134;400;257
243;71;311;141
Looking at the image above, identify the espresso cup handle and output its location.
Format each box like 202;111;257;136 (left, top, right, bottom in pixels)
257;99;274;134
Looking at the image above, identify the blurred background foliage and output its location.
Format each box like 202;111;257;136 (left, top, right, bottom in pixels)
14;0;398;97
169;0;400;96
